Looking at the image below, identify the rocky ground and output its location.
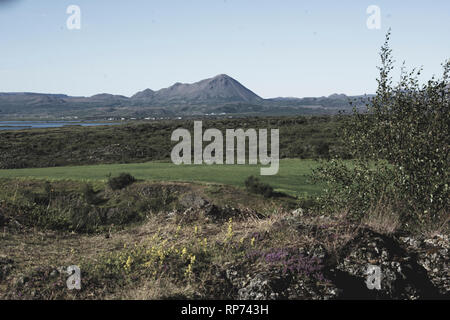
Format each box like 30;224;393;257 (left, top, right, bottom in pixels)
221;211;449;300
0;182;448;300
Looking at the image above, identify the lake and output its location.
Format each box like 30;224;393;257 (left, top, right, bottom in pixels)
0;121;121;131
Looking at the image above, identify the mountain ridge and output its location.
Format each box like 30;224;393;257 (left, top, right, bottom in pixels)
0;74;370;118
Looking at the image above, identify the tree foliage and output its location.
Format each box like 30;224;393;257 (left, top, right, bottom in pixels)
315;31;449;225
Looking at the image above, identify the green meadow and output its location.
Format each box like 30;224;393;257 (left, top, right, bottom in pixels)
0;159;323;196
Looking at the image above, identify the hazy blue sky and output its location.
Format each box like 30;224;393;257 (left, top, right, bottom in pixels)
0;0;449;98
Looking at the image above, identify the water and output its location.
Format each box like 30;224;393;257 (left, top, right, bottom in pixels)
0;121;121;131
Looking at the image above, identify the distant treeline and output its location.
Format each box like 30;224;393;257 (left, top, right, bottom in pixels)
0;116;348;169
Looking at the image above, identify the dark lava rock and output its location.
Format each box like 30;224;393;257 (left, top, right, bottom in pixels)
179;193;209;209
224;250;338;300
169;204;263;223
327;228;444;299
400;234;449;296
224;265;289;300
204;205;263;222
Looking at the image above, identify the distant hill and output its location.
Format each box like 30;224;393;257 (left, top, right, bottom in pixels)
132;74;262;104
0;74;370;119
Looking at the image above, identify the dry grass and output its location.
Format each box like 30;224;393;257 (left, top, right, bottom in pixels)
0;205;304;299
112;278;197;300
305;209;360;258
360;199;401;235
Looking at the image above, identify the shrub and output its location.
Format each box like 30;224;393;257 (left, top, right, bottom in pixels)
360;198;402;235
108;173;136;191
314;31;449;226
313;159;399;220
82;183;104;205
68;203;107;233
244;176;274;198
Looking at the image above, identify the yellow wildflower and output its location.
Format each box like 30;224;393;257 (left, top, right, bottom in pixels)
124;256;133;271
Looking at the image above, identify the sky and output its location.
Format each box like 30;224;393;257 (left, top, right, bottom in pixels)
0;0;449;98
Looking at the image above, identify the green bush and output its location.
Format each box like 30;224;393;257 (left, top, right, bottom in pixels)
82;184;104;205
68;204;107;233
245;176;274;198
313;159;399;220
108;173;136;191
314;31;449;225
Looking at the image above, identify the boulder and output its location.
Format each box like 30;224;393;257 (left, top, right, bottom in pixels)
400;234;449;296
327;228;443;299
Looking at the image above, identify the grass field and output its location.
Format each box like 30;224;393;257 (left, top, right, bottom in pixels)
0;159;322;196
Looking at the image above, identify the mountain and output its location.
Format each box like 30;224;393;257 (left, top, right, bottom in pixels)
131;74;262;104
0;92;68;105
0;74;366;119
131;89;155;100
